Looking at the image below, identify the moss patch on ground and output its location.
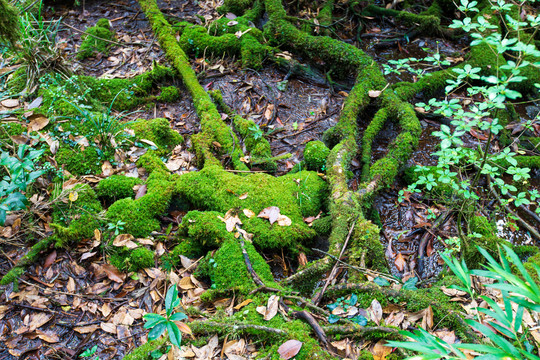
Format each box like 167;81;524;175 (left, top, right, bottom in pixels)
77;18;115;60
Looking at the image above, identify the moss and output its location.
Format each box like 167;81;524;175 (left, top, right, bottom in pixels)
106;171;174;237
303;141;330;172
232;115;275;170
0;237;55;285
312;216;332;236
123;338;167;360
97;175;142;202
56;146;102;176
207;237;275;292
0;122;25;144
136;151;169;174
77;18;115;60
131;118;183;155
174;166;327;250
0;0;19;45
110;246;154;271
162;238;206;269
51;184;103;247
463;215;505;269
157;86;181;102
178;210;230;247
6;67;27;94
514;245;540;260
79;64;175;111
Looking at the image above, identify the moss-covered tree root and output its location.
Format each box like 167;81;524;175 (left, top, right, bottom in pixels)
1;236;55;285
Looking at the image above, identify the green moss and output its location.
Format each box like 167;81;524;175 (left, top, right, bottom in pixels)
157;86;181;102
106;171;174;237
136;151;169;174
56;146;102;176
77;18;115;60
97;175;142;202
110;246;155;271
312;216;332;236
178;210;230;247
0;0;19;45
51;184;103;247
131;118;183;155
162;238;206;269
463;215;505;269
1;237;55;285
303;141;330;172
6;67;27;94
123;338;167;360
175;166;327;250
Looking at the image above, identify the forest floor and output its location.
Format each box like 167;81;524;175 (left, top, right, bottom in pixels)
1;0;540;359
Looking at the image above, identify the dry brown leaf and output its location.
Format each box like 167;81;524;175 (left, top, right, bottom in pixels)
28;313;52;332
28;114;49;132
74;324;99;334
180;255;193;269
101;264;126;283
234;299;253;310
175;321;192;335
278;340;302;360
179;276;195;290
369;299;383;325
258;206;281;225
243;209;256;218
218;209;242;232
239;192;248;200
394;253;406;272
43;250;57;269
100;322;117;334
67;277;76;292
276;214;292;226
368;90;382;98
102;161;113;177
1;99;19;108
372;340;392;360
264;295;279;321
101;303;112;317
36;329;60;343
113;234;138;249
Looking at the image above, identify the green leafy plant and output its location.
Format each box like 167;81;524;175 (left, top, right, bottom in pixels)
107;220;126;236
388;245;540;359
248;124;263;140
79;345;100;360
0;144;44;225
399;0;540;242
63;90;136;152
143;285;189;348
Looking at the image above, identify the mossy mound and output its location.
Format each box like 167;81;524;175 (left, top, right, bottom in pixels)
303;140;330;171
312;215;332;236
175;165;328;250
157;86;181;102
56;146;102;176
136;151;168;173
51;184;103;247
106;170;175;237
178;210;230;248
463;215;505;269
77;18;115;60
130;118;183;155
97;175;143;202
109;246;155;272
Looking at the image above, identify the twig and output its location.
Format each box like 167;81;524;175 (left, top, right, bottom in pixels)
236;224;265;287
248;286;282;295
417;210;451;277
61;22;149;47
311;248;400;283
312;218;357;306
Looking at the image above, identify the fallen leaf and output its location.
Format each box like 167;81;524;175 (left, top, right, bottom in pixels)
27;114;49;132
28;313;52;332
36;329;60;343
372;340;391;360
218;209;242;232
264;295;279;321
100;322;117;334
258;206;281;225
43;250;57;269
113;234;138;249
394;253;406;272
276;214;292;226
74;324;100;334
239;193;248;200
101;264;126;283
369;299;383;325
175;321;192;335
1;99;19;108
179;276;195;290
234;299;253;310
368;90;382;98
69;191;78;202
27;96;43;110
243;209;256;218
278;340;302;360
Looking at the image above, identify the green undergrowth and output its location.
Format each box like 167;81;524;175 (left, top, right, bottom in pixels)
97;175;143;202
77;18;115;60
130;118;183;155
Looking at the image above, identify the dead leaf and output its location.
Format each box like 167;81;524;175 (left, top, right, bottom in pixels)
1;99;19;108
27;96;43;110
67;277;76;292
28;114;49;132
28;313;52;332
234;299;253;310
113;234;138;249
369;299;383;325
36;329;60;343
372;340;391;360
239;193;248;200
101;264;126;283
218;209;242;232
179;276;195;290
102;161;113;177
243;209;256;218
264;295;279;321
175;321;192;335
74;324;99;334
258;206;281;225
69;191;78;202
100;322;117;334
43;250;57;269
278;340;302;360
394;253;406;272
368;90;382;98
276;214;292;226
